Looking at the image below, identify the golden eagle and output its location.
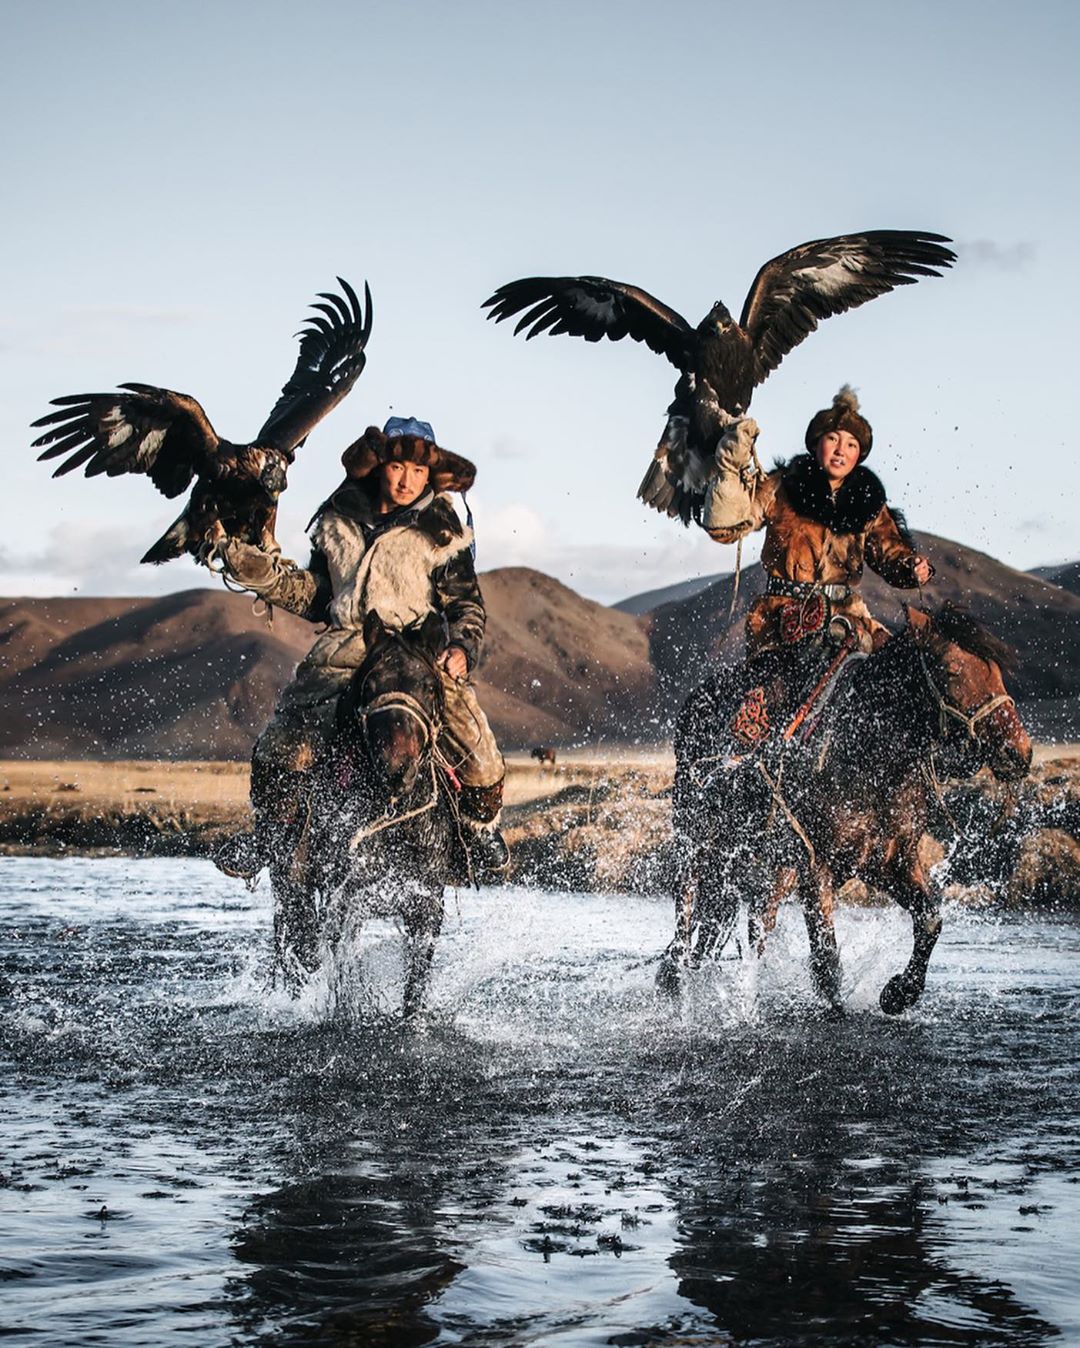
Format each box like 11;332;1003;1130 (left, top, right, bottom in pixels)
31;278;373;563
483;231;956;523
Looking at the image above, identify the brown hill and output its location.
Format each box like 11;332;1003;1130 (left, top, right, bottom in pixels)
644;532;1080;737
1031;562;1080;596
0;570;654;760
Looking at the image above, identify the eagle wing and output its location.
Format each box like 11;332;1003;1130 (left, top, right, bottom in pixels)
256;277;373;451
483;276;695;369
739;230;956;385
31;385;219;498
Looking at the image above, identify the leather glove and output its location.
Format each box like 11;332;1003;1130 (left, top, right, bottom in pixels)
715;417;760;474
219;541;283;593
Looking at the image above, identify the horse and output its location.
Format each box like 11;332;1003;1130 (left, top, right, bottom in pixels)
270;612;465;1017
530;746;557;768
658;604;1032;1014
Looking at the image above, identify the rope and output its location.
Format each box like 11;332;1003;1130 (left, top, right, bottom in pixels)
349;757;439;848
756;759;817;870
727;445;761;621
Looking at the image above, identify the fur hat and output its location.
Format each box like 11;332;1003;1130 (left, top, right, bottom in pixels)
804;386;873;460
341;418;476;493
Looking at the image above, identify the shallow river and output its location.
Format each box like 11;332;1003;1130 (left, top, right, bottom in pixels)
2;858;1078;1346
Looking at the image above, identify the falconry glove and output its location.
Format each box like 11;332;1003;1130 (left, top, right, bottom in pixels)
702;417;761;533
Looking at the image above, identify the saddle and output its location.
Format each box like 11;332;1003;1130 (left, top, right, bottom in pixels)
730;636;866;755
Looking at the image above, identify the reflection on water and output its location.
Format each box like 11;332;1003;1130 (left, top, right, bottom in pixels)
1;857;1078;1345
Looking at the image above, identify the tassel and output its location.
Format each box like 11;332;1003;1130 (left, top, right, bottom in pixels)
461;491;477;560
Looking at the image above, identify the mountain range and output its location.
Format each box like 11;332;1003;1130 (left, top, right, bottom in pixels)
0;532;1075;758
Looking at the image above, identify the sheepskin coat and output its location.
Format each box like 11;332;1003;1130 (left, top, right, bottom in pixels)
706;453;922;656
243;486;486;674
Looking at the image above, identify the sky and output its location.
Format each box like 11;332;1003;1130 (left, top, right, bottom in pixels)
1;0;1077;605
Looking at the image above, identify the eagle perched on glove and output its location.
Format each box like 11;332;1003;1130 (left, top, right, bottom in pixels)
484;230;956;524
31;278;373;564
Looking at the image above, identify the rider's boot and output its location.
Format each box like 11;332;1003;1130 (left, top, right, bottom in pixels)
458;781;510;878
213;823;275;880
212;761;302;881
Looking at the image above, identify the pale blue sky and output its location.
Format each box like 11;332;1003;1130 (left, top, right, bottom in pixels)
1;0;1076;602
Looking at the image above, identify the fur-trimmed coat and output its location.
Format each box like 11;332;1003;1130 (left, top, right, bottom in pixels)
705;453;921;655
223;485;486;673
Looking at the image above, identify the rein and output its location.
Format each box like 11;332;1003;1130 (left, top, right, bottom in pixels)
348;757;439;848
917;653;1014;742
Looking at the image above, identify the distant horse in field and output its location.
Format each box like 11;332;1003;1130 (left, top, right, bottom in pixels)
531;746;558;769
659;605;1032;1013
273;614;464;1017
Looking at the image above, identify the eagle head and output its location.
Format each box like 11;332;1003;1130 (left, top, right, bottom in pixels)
259;452;289;497
702;301;734;334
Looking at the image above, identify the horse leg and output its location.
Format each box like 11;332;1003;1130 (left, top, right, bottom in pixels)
656;841;699;995
694;861;739;963
879;855;942;1015
402;887;444;1020
802;868;843;1012
270;810;321;985
749;865;796;957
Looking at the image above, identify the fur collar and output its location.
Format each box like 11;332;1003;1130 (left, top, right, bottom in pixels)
780;453;887;534
311;492;472;632
314;482;465;547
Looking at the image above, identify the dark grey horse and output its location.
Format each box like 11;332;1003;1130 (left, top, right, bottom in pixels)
274;614;464;1017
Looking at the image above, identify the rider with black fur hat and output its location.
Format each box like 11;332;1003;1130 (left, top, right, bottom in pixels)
701;386;933;744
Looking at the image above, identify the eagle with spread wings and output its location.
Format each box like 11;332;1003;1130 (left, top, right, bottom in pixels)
483;231;956;524
31;278;373;563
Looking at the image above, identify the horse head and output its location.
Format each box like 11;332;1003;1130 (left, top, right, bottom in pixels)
339;612;446;799
905;605;1032;781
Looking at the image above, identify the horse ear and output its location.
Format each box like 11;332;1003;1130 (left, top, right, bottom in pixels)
364;611;388;649
905;605;932;636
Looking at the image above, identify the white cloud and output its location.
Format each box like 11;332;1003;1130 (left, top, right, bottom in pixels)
473;496;752;604
959;240;1036;271
0;522;216;598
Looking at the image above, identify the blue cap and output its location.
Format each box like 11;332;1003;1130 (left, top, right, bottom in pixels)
383;415;436;443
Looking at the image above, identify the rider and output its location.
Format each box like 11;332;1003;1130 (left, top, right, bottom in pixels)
701;386;933;743
214;415;508;876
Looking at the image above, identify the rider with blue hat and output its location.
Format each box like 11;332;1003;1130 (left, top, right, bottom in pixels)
215;415;507;889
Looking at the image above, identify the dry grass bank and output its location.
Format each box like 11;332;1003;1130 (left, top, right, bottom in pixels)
1;751;1077;905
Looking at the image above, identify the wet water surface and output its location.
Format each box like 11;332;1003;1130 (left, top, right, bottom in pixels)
2;857;1078;1345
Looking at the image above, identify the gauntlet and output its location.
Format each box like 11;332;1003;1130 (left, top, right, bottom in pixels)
702;417;761;532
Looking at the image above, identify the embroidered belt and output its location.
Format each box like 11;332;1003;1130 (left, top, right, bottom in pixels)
766;576;852;603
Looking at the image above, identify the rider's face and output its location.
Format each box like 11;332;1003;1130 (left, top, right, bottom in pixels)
379;459;431;510
815;430;862;486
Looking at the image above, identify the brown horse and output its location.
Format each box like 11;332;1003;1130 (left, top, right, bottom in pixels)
659;605;1032;1013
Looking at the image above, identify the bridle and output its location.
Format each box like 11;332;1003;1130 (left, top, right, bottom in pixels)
917;652;1015;743
360;690;434;749
348;684;443;850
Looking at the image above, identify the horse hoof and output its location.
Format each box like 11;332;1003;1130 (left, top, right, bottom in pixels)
655;956;683;998
880;975;922;1016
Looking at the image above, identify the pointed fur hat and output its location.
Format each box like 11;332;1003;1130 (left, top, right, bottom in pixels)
804;385;873;459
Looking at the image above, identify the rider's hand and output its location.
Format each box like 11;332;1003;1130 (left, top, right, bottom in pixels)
220;540;279;588
913;556;933;586
438;645;469;680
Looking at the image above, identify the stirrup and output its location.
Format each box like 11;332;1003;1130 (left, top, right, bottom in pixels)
464;823;510;877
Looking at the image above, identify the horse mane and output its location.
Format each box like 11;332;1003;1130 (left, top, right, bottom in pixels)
925;602;1017;672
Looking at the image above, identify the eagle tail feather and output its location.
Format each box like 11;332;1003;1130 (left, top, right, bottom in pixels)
141;514;190;564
